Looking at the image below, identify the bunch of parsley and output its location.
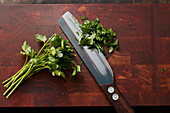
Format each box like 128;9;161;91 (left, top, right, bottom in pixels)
78;16;119;56
2;33;81;98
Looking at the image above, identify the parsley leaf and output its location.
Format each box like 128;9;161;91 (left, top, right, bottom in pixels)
162;68;167;72
35;34;47;43
79;16;88;21
21;41;36;58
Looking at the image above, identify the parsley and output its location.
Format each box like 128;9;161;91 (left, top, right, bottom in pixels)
79;16;88;22
78;17;119;56
161;68;167;72
2;33;81;98
76;31;79;36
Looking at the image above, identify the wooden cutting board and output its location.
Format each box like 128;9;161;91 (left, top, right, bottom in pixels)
0;4;169;107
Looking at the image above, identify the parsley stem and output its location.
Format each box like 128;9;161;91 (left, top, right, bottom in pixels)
2;76;14;85
11;64;29;84
3;63;30;88
2;66;25;85
10;64;36;86
39;52;49;61
5;62;34;98
24;66;48;81
37;34;56;57
24;55;28;66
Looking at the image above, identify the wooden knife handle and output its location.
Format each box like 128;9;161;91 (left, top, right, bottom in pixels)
101;83;134;113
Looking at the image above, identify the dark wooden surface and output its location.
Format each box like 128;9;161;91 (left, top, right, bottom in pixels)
0;4;170;107
0;0;170;4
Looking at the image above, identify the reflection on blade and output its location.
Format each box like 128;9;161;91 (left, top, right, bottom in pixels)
58;11;113;85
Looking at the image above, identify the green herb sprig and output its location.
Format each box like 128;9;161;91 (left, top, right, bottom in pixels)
2;33;81;98
161;68;167;73
78;17;119;56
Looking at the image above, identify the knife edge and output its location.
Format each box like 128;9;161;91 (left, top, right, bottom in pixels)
58;11;113;85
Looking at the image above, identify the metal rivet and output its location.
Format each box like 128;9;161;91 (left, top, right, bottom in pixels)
112;94;119;100
108;86;114;93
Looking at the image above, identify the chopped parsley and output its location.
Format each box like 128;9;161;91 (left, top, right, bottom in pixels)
78;16;119;56
162;68;167;72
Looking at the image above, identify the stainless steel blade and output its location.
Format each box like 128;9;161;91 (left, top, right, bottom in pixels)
58;11;113;85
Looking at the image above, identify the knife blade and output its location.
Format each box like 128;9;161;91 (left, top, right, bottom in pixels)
58;11;134;113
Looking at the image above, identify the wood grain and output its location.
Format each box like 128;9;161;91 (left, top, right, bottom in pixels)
0;0;170;4
0;4;169;107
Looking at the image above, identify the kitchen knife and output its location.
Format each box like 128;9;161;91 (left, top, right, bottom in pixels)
58;11;134;113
